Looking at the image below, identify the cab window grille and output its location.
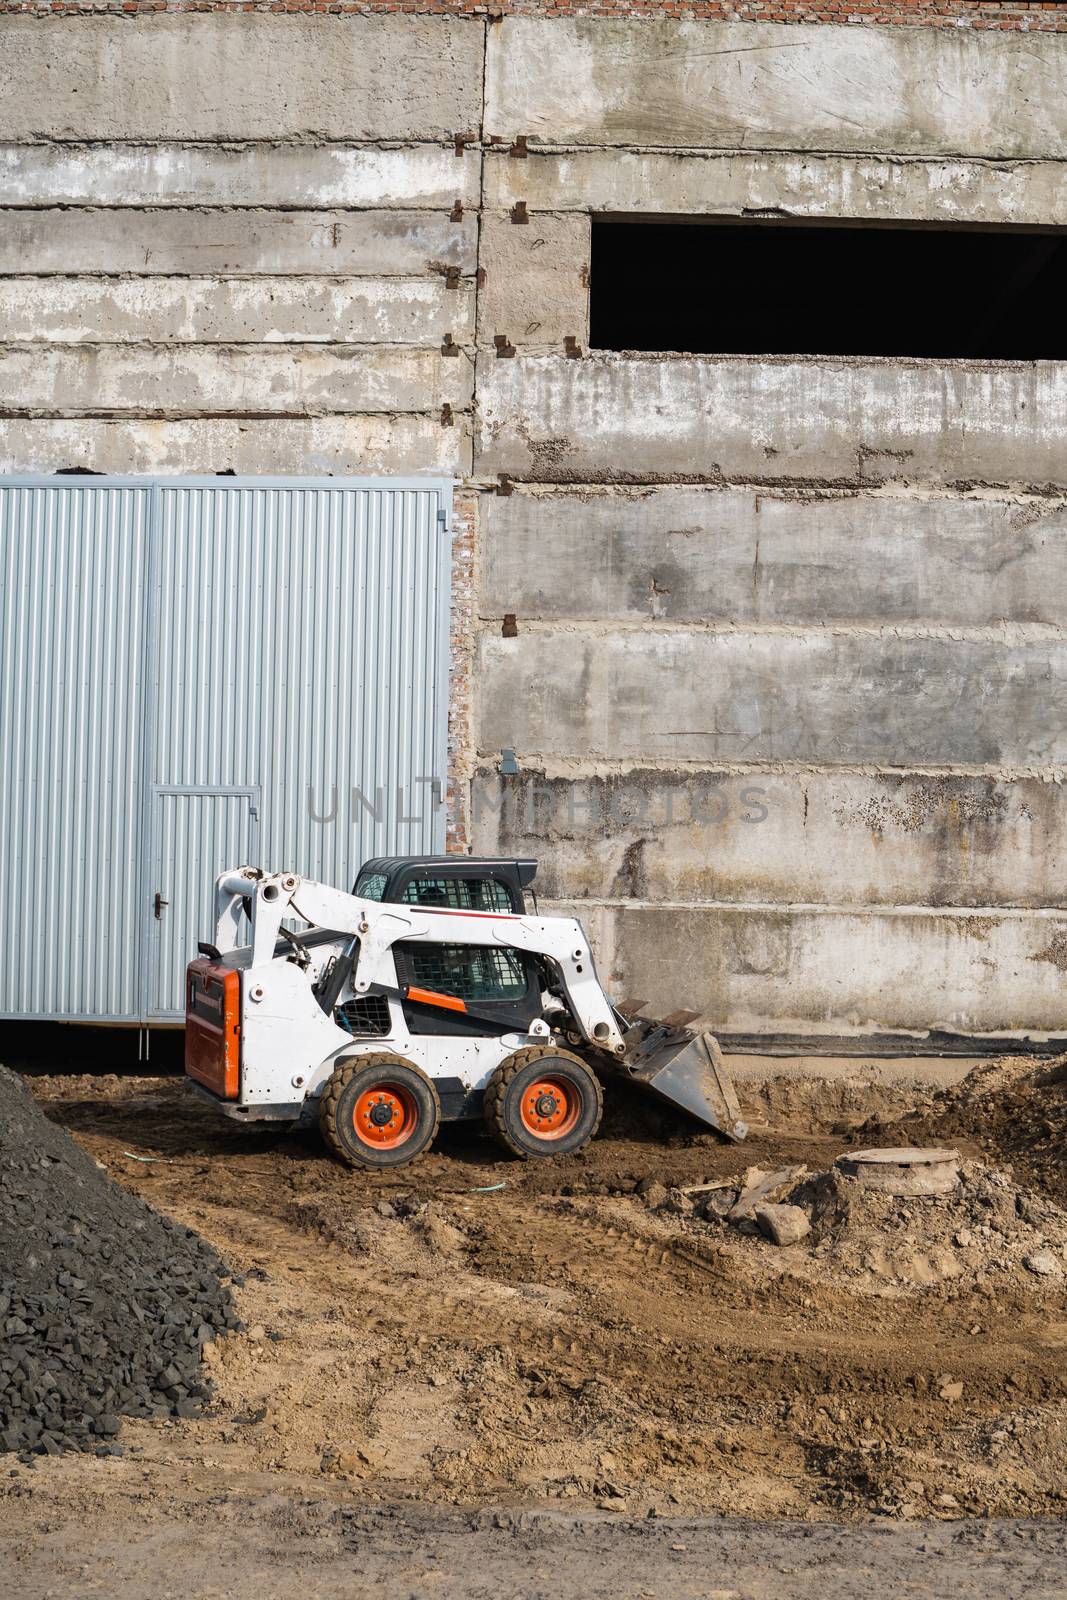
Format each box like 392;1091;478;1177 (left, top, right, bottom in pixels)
337;994;392;1036
400;876;512;912
394;942;527;1002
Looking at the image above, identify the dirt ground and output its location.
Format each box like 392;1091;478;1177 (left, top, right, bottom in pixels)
2;1060;1066;1596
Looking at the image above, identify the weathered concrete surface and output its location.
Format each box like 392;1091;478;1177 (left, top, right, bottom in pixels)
477;630;1067;767
472;768;1067;910
485;147;1067;228
0;16;483;142
0;143;478;211
0;345;473;416
0;210;476;278
476;356;1067;489
477;213;590;352
567;899;1067;1036
481;487;1067;627
0;415;471;477
486;18;1067;159
0;277;475;346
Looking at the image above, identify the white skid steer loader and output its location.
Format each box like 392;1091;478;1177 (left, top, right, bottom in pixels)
185;856;746;1169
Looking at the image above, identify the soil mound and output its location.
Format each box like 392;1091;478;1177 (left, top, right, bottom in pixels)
791;1158;1067;1292
860;1057;1067;1208
0;1065;239;1458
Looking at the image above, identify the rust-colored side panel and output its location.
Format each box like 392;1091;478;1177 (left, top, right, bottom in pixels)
185;958;240;1099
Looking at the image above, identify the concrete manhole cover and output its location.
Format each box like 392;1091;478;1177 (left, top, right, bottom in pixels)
835;1146;961;1195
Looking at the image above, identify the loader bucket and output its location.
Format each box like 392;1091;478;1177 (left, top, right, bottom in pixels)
619;1018;748;1142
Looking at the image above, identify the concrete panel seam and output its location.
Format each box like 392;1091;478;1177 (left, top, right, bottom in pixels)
485;142;1067;166
0;205;468;218
0;202;477;217
476;474;1067;496
546;898;1067;919
0;273;481;284
471;754;1067;781
1;140;475;151
466;478;1067;507
0;409;476;420
482;351;1067;372
470;619;1067;644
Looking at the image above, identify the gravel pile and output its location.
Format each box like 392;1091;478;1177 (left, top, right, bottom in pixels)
0;1065;239;1458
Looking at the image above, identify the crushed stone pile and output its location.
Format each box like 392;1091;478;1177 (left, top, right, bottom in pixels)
0;1065;240;1458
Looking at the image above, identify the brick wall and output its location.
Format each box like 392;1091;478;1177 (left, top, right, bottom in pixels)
2;2;1067;34
447;487;478;854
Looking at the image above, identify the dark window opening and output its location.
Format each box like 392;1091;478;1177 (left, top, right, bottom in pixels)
590;218;1067;360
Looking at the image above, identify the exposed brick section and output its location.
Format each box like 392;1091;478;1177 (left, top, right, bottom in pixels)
3;2;1067;33
446;485;477;855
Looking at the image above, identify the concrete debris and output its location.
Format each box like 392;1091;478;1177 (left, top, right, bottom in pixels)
698;1189;737;1221
728;1166;808;1221
754;1203;811;1247
1023;1251;1062;1277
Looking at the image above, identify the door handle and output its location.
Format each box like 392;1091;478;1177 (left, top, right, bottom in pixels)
154;892;169;920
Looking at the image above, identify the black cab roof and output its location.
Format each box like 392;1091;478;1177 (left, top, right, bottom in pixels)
355;855;537;888
352;856;538;914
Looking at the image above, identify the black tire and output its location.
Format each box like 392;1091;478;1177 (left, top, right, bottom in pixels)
485;1045;603;1160
319;1053;440;1170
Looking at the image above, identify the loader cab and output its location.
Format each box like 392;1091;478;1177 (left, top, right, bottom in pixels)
348;856;542;1039
351;855;537;917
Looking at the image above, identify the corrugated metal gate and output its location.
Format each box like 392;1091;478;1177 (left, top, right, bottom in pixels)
0;477;452;1022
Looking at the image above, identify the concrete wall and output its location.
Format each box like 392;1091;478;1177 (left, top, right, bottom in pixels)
470;16;1067;1044
0;14;481;478
0;16;482;142
480;487;1067;628
483;19;1067;158
476;357;1067;488
3;12;1067;1043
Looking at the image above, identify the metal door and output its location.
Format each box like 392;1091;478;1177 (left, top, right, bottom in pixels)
0;481;152;1020
147;786;259;1019
0;474;451;1024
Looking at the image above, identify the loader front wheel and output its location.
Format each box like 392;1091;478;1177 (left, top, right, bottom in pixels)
319;1054;440;1169
485;1046;603;1160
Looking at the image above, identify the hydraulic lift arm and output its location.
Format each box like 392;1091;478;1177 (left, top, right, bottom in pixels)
212;868;628;1057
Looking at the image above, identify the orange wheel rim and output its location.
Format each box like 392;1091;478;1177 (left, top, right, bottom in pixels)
519;1076;581;1140
353;1083;418;1149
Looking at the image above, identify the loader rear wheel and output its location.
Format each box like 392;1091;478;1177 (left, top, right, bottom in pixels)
319;1054;440;1170
485;1046;603;1160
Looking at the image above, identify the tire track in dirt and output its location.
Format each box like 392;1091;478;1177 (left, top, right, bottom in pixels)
20;1070;1067;1522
